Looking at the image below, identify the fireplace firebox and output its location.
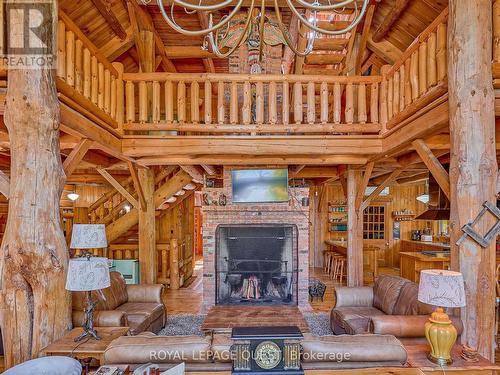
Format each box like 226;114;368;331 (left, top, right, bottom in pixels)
215;224;298;305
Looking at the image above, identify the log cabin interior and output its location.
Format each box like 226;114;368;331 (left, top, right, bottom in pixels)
0;0;499;374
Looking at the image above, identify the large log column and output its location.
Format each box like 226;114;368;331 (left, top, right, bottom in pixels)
0;4;71;367
138;169;156;283
448;0;498;360
347;168;363;286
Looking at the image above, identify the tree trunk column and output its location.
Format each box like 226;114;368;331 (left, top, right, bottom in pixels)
0;70;71;366
448;0;498;360
138;169;156;283
347;168;363;287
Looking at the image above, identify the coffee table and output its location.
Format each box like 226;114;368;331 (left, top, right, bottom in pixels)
42;327;129;373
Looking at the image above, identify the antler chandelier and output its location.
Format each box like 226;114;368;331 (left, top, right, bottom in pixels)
144;0;369;60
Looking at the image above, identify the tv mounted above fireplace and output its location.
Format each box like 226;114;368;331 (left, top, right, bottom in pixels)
232;169;289;203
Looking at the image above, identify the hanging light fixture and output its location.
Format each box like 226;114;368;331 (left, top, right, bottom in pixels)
146;0;369;60
67;192;80;201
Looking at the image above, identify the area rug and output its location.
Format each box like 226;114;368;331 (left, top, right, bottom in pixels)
158;314;206;336
158;312;333;337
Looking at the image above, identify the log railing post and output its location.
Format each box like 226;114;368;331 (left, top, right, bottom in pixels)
204;81;212;125
320;82;328;124
293;82;302;124
165;81;174;124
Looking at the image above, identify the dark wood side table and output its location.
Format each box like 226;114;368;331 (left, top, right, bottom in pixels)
42;327;129;374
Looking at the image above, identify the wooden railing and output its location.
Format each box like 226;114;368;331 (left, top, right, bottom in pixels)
380;8;448;131
108;237;194;287
493;0;500;86
121;73;382;135
57;11;124;132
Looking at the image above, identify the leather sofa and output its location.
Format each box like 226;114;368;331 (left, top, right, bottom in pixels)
330;274;462;344
72;272;165;335
103;332;408;371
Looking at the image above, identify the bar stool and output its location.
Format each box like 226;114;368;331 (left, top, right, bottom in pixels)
332;255;347;284
323;250;333;273
329;253;343;281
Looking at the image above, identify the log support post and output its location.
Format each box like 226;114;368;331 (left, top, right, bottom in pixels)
347;168;363;287
448;0;498;360
0;2;71;366
169;238;180;290
138;169;156;284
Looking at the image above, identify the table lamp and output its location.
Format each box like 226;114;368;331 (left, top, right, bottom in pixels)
66;256;110;342
69;224;108;257
417;269;466;365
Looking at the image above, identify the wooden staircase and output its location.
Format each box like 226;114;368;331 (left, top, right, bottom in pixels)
71;166;197;287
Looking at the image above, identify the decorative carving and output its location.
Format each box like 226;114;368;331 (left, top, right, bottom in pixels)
255;340;282;370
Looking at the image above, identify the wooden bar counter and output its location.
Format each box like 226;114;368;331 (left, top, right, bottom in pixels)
399;252;450;283
325;240;378;279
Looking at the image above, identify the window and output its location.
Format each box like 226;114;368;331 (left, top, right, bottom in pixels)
363;206;385;240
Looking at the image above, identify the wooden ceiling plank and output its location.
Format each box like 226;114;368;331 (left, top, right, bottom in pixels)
97;167;140;209
372;0;411;43
412;138;450;199
90;0;128;40
63;138;93;177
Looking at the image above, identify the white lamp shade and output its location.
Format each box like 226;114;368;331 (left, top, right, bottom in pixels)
418;269;466;308
65;257;111;291
70;224;108;249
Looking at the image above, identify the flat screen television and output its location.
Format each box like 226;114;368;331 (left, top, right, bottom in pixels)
232;169;289;203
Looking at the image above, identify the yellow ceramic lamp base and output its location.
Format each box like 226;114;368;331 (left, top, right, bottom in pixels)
425;307;458;366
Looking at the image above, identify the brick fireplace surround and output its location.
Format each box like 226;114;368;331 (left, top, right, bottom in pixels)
201;167;310;311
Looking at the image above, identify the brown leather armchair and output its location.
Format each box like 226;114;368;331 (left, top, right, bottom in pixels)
330;274;463;344
72;272;166;335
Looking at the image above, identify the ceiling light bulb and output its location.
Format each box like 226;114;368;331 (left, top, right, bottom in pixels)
123;204;131;212
184;183;196;190
67;193;79;201
175;190;186;196
166;196;177;203
416;194;430;204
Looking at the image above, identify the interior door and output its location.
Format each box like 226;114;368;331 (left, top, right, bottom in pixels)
363;204;389;267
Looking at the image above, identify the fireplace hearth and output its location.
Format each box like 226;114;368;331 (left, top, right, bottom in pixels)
216;224;298;305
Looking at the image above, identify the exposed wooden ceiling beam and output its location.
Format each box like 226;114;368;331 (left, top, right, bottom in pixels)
122;137;382;157
197;11;216;73
292;166;337;179
412;138;450;199
127;161;147;210
137;155;369;166
367;33;403;64
63;138;93;177
97;167;140;209
361;168;403;210
127;0;176;72
372;0;411;43
282;14;299;74
90;0;128;39
100;26;135;61
355;161;374;210
163;46;215;59
355;3;376;75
